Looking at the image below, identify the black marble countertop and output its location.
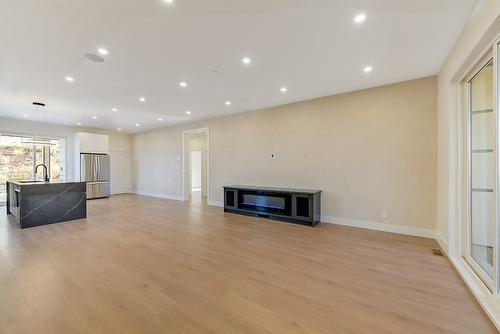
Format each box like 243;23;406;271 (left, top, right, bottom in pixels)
7;180;83;186
223;185;322;194
6;180;87;229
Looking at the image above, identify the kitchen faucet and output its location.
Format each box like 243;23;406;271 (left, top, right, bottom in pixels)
35;164;49;182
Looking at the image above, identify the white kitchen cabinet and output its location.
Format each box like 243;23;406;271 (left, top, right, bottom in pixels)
76;132;109;154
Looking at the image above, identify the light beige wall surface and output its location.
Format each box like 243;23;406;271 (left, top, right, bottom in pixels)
437;0;500;248
132;76;437;230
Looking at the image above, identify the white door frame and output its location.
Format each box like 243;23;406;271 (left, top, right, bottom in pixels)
182;127;209;201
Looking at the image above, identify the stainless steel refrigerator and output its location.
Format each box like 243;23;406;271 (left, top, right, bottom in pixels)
80;153;110;199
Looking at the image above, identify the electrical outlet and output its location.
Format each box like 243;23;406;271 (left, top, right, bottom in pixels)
381;209;388;219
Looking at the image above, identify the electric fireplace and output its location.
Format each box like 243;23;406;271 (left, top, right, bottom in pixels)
223;185;321;227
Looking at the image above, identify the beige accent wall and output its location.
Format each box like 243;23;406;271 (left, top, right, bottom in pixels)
132;76;437;231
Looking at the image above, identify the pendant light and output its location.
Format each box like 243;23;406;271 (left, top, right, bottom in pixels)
21;102;56;146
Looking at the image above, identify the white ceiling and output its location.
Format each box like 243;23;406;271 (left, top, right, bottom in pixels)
0;0;478;133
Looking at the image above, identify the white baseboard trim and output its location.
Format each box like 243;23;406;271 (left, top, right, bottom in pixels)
133;190;184;202
321;215;437;239
207;200;223;207
448;255;500;332
435;232;449;256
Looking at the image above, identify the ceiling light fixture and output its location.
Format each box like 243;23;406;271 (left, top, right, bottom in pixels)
92;116;98;119
363;65;373;73
65;76;75;82
354;13;366;24
77;122;82;126
158;118;163;122
135;123;140;127
225;101;231;106
22;114;28;118
112;107;118;112
280;87;288;93
186;110;192;115
179;81;187;87
164;0;174;3
139;97;146;102
117;128;122;131
97;48;109;55
242;57;251;65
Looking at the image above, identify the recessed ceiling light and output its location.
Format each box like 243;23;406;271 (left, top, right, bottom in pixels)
164;0;174;3
135;123;140;127
363;66;373;73
112;107;118;112
179;81;187;87
186;110;192;115
97;48;109;55
242;57;251;65
22;114;28;118
280;87;288;93
65;76;74;82
92;116;98;119
139;97;146;102
157;118;163;122
77;122;82;126
225;101;231;106
117;128;122;131
354;13;366;24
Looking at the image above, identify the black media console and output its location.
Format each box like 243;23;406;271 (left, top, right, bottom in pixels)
223;185;321;227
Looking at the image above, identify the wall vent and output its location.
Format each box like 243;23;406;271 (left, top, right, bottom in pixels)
431;248;444;256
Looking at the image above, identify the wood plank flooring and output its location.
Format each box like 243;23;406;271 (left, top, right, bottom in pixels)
0;194;497;334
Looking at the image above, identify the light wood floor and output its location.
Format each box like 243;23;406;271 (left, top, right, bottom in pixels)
0;194;497;334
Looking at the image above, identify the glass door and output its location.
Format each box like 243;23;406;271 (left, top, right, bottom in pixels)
0;134;65;205
467;54;495;289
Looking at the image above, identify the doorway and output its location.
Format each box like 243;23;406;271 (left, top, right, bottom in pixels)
182;128;209;204
110;151;131;195
190;150;202;202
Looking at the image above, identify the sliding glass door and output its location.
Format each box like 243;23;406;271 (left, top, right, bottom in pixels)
467;55;495;288
0;134;65;205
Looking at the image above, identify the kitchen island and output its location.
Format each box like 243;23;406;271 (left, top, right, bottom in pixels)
6;180;87;229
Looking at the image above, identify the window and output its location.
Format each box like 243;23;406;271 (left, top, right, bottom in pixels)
0;134;65;205
467;56;495;288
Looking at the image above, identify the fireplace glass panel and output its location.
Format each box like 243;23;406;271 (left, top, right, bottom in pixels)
238;191;291;215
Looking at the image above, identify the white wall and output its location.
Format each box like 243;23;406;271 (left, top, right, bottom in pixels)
0;117;132;192
190;151;202;190
187;134;207;197
437;0;500;251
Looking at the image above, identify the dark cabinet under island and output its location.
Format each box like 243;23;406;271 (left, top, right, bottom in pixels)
223;185;321;227
6;180;87;229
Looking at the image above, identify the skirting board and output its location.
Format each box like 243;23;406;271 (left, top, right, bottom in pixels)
322;215;437;239
207;200;223;207
211;201;436;239
133;190;184;202
435;232;449;256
